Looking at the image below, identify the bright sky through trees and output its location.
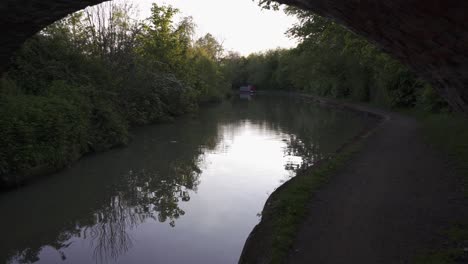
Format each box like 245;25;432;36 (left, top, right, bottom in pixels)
132;0;298;55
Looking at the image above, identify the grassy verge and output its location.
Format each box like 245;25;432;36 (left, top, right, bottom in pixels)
413;112;468;264
420;113;468;194
271;144;361;263
239;94;382;264
239;138;364;264
414;224;468;264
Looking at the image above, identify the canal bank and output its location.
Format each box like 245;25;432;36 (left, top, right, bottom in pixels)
239;95;468;263
0;94;375;264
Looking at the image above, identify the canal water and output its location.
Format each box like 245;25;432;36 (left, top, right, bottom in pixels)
0;94;375;264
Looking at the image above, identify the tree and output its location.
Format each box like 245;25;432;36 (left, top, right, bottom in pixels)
194;33;223;61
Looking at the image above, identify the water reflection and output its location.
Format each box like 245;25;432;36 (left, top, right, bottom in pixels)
0;95;376;264
239;93;253;100
87;195;135;263
79;156;204;262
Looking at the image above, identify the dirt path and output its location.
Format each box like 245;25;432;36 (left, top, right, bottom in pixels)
287;105;467;263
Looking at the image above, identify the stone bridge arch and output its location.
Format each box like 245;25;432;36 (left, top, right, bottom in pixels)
1;0;468;113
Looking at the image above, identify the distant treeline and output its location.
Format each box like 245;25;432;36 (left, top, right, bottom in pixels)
0;3;452;186
224;6;448;111
0;3;230;185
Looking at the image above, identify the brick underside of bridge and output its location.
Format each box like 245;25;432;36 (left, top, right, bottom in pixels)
1;0;468;113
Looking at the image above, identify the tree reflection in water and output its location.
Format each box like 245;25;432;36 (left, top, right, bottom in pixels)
6;154;204;264
283;135;323;173
125;160;202;227
1;95;375;264
86;195;135;264
84;157;203;263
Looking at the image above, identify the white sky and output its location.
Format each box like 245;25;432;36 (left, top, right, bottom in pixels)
129;0;298;55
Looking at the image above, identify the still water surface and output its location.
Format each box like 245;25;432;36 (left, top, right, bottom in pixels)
0;94;375;264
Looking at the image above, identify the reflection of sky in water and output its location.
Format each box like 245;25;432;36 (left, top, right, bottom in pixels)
2;96;374;264
24;121;303;264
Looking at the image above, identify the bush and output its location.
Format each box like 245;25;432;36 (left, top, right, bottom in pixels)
416;84;449;112
0;94;90;181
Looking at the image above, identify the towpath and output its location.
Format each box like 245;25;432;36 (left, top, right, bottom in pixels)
287;102;467;263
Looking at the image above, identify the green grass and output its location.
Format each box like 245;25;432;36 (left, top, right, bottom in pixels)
239;96;379;264
263;143;362;263
413;112;468;263
414;224;468;264
420;113;468;195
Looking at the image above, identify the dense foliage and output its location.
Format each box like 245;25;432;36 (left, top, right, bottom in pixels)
0;2;454;186
0;3;229;186
225;7;448;111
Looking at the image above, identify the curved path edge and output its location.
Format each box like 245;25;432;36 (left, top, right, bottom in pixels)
239;94;468;264
238;94;386;263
